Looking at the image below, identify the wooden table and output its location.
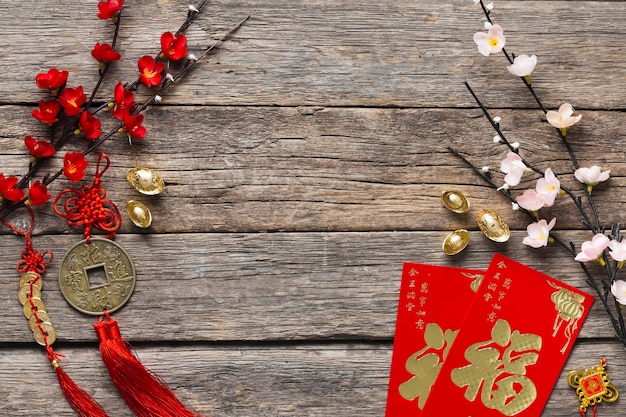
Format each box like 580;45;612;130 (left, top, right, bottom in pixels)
1;0;625;415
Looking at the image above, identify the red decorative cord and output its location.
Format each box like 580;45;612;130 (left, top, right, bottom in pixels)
54;152;121;243
2;206;53;274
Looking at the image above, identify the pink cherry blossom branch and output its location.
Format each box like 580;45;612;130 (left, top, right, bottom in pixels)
460;82;596;230
461;0;626;347
473;0;603;231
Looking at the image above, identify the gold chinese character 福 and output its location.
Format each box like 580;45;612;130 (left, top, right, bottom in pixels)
450;319;542;416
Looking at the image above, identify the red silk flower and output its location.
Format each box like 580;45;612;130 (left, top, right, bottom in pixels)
123;113;146;139
24;136;55;159
27;181;51;206
63;152;89;182
0;173;25;202
138;55;165;88
97;0;124;19
79;111;102;140
91;42;121;63
160;31;187;61
35;68;68;92
112;82;135;120
58;86;86;116
32;99;60;124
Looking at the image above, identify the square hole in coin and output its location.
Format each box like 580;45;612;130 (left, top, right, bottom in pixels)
85;264;109;288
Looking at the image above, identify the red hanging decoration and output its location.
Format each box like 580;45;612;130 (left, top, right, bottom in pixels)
4;208;111;417
53;152;121;243
95;312;205;417
54;362;111;417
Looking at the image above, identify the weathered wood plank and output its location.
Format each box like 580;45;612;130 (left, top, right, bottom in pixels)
0;106;623;234
0;231;622;343
0;341;624;416
0;1;625;108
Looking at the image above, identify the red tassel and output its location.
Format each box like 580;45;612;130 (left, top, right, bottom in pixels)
52;359;111;417
95;313;205;417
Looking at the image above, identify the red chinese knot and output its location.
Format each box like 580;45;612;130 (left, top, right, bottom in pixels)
54;152;121;242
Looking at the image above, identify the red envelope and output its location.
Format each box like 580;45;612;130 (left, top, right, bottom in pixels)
421;253;594;417
385;262;485;416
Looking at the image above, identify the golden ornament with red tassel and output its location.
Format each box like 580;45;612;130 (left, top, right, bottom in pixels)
5;208;111;417
55;152;204;416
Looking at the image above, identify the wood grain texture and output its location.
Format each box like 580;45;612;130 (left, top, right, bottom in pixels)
0;342;625;417
0;0;625;108
0;230;623;343
0;105;624;234
1;0;626;416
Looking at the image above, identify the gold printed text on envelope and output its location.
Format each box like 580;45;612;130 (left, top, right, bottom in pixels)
398;323;457;408
450;319;542;416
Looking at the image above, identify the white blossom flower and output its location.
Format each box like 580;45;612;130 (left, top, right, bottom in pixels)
546;103;582;135
507;54;537;77
535;168;560;207
611;280;626;305
523;218;556;248
516;189;545;211
574;166;610;192
609;239;626;263
575;233;610;263
473;24;505;56
500;152;526;186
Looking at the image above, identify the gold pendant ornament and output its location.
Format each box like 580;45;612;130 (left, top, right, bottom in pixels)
476;209;510;242
126;167;165;195
126;200;153;228
442;229;470;255
58;238;136;315
568;359;618;415
441;189;470;213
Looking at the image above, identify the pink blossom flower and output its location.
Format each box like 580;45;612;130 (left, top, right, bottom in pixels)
473;24;505;57
575;233;610;263
516;189;545;211
609;239;626;263
500;152;526;186
611;280;626;305
507;54;537;77
546;103;581;135
574;166;610;190
523;218;556;248
535;168;560;207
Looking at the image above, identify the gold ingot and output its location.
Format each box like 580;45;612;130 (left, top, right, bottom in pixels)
443;229;470;255
476;209;510;242
18;285;42;305
126;168;165;195
441;190;470;213
127;200;152;228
